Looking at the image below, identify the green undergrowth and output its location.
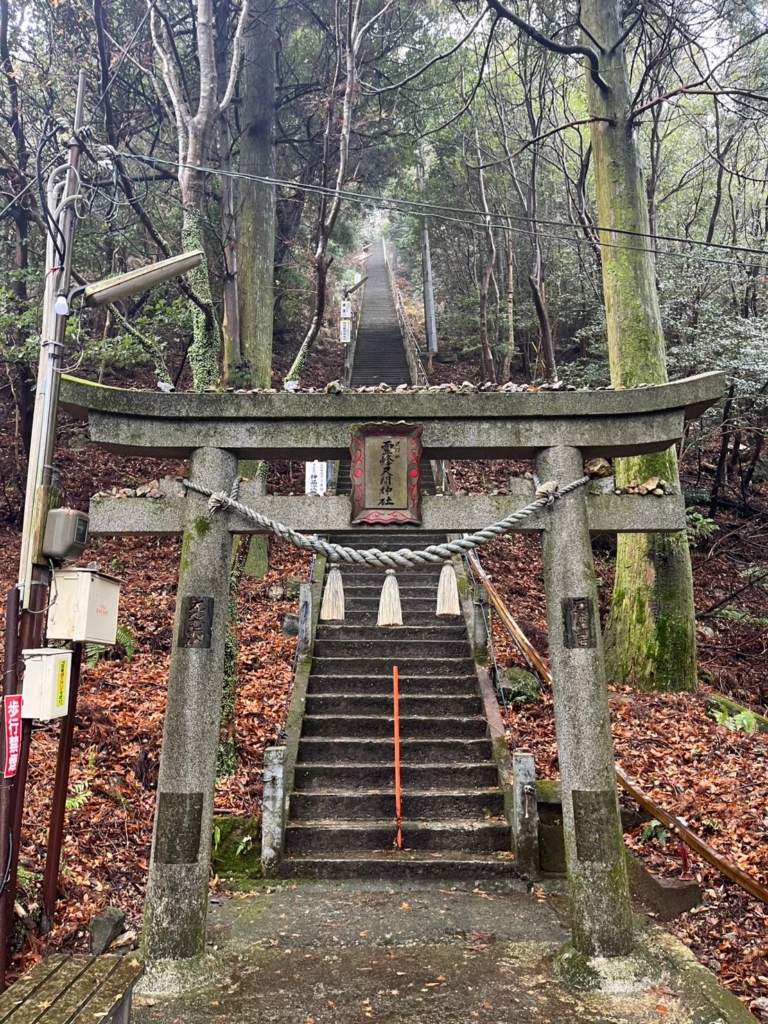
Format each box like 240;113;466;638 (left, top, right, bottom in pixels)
212;816;262;883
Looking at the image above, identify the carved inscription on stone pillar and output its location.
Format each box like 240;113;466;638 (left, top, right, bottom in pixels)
179;596;214;649
154;791;204;864
562;596;596;649
571;789;616;863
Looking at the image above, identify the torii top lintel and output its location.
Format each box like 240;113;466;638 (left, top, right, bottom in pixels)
59;371;726;462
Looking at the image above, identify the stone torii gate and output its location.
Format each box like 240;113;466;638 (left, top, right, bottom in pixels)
59;370;724;987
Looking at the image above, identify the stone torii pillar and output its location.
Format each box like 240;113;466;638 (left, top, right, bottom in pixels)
141;447;236;988
538;445;633;957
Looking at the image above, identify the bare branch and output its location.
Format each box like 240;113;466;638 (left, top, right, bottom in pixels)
483;0;608;90
218;0;251;115
361;11;486;96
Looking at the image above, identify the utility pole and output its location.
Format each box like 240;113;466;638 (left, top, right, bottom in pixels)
18;70;87;596
416;158;438;371
0;71;87;989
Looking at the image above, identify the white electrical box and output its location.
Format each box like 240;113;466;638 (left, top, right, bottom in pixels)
47;569;120;644
21;649;72;720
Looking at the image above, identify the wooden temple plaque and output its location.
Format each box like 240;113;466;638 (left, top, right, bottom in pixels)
350;423;423;525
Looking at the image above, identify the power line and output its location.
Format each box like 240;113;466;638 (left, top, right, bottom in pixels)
112;149;766;269
112;149;768;262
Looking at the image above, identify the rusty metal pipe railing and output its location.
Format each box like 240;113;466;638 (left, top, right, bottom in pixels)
615;765;768;905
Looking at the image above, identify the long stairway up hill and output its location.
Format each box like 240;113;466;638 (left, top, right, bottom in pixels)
283;240;514;881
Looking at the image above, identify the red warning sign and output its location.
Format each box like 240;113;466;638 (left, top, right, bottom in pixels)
3;695;22;778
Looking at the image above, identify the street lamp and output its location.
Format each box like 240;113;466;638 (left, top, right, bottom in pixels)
78;250;203;307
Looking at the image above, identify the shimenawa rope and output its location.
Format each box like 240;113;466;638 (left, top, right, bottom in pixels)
181;475;591;568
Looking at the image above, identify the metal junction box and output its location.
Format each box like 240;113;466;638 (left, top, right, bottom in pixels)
21;648;72;719
42;508;90;561
46;568;120;644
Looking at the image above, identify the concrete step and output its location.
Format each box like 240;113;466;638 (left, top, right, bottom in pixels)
305;693;479;716
284;819;510;854
311;657;476;676
333;585;446;599
331;561;444;577
282;852;518;881
292;762;500;792
329;544;444;556
341;601;454;617
331;568;445;582
296;737;494;764
312;640;471;659
315;625;467;642
306;674;478;696
337;608;459;623
300;714;487;740
325;536;444;544
290;789;505;820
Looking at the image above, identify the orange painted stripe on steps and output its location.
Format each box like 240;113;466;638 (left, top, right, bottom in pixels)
393;665;403;850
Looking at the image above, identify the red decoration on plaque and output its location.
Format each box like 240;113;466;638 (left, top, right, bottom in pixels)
350;422;423;526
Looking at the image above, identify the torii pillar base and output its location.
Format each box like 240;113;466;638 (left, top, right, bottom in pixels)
537;445;633;958
141;447;237;986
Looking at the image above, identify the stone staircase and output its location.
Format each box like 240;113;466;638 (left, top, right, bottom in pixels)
283;241;513;880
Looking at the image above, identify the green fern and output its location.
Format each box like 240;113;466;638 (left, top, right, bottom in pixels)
686;508;719;546
235;836;253;857
86;623;137;668
641;819;668;846
712;707;757;734
65;784;91;811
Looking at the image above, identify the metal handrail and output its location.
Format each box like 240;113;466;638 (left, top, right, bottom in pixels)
382;241;428;386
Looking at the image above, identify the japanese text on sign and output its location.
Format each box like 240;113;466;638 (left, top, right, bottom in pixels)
3;695;22;778
364;436;407;509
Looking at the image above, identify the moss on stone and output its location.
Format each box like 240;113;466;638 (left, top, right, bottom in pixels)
535;779;562;804
193;516;212;538
555;944;601;991
211;816;262;880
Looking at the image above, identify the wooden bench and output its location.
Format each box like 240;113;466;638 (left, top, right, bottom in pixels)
0;954;143;1023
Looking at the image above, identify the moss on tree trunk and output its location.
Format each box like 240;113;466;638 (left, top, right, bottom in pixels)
183;212;220;391
218;536;249;776
583;0;696;691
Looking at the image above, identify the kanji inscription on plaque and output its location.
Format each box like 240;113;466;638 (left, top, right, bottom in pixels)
180;596;214;649
350;422;423;526
562;596;596;649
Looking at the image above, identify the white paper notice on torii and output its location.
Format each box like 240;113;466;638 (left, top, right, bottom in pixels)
305;461;328;496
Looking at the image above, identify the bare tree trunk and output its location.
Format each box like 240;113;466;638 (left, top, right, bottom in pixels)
417;159;438;368
502;224;515;381
238;0;276;390
583;0;697;692
475;128;497;383
220;110;241;384
150;0;250;391
237;0;277;577
284;0;395;385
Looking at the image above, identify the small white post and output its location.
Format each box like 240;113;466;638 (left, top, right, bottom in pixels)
512;750;539;878
261;746;287;873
